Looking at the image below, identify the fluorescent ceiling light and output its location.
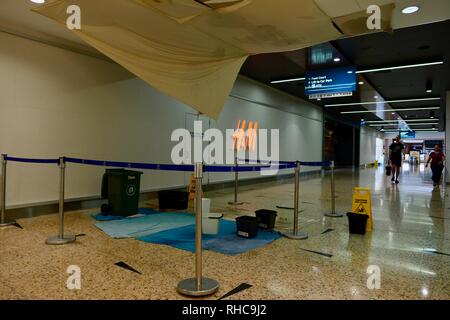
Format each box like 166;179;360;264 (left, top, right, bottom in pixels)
30;0;45;3
358;81;364;85
402;6;420;14
355;61;442;74
384;130;438;133
340;106;440;114
270;77;305;84
334;57;341;62
365;119;438;124
369;123;439;127
269;61;443;84
325;97;440;107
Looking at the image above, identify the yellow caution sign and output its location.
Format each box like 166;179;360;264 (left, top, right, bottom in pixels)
188;174;203;201
351;188;373;231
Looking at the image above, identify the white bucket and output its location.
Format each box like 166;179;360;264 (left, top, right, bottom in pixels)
201;198;211;216
195;198;211;215
202;213;223;235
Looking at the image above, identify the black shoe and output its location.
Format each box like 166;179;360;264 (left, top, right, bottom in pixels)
395;180;399;184
391;177;395;182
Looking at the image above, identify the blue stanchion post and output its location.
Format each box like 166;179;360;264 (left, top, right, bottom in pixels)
324;161;343;218
0;154;16;227
46;157;76;245
283;161;308;240
177;163;219;297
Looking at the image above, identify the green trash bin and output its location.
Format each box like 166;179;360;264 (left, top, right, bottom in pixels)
101;169;143;217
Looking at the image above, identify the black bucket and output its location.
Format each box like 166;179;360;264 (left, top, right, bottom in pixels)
157;190;189;210
236;216;259;239
255;209;277;230
385;165;392;176
347;212;368;235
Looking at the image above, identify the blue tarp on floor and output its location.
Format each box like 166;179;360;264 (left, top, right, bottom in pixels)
137;219;282;256
92;208;157;221
94;212;195;238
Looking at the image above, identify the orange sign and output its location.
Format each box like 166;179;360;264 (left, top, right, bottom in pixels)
233;119;258;151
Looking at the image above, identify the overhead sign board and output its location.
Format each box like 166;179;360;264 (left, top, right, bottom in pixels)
400;131;416;139
305;66;357;99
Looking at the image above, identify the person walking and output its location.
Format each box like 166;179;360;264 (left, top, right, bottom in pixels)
389;137;405;184
426;144;445;187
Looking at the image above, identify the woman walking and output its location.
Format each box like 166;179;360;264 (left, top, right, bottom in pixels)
426;144;445;187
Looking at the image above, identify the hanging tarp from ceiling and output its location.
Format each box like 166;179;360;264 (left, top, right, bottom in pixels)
33;0;393;119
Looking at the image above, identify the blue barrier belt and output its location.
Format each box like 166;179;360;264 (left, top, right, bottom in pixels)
64;157;195;172
5;156;59;164
238;158;330;167
64;158;294;172
204;162;296;172
300;161;331;167
237;158;296;165
3;156;319;171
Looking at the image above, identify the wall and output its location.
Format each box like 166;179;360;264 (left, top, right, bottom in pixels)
0;32;323;207
359;126;384;166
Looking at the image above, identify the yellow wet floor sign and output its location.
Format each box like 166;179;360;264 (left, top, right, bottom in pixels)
351;188;373;231
188;174;203;201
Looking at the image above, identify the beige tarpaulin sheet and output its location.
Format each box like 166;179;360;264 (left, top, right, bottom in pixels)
33;0;393;119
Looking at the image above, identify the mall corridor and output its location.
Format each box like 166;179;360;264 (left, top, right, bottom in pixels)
1;166;448;300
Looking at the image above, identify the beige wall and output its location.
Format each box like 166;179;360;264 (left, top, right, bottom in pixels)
0;32;323;207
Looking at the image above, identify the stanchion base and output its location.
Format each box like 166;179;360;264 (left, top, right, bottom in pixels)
0;219;16;227
283;231;308;240
324;212;344;218
177;277;220;297
228;201;244;206
46;235;76;245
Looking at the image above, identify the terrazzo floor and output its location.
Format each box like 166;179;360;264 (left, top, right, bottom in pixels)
0;164;449;300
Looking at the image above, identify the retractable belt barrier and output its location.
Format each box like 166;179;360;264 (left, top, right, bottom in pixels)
5;156;59;164
300;161;331;167
64;157;296;172
1;153;333;297
64;157;196;172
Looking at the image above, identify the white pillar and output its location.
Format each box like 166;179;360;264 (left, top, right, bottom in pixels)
445;92;450;182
